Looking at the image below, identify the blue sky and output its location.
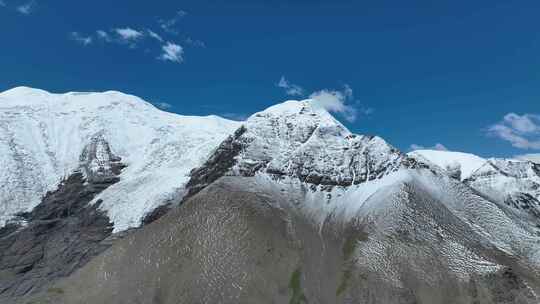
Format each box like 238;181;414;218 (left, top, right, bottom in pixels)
1;0;539;158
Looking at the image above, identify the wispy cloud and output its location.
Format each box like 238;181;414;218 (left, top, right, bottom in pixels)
96;30;111;42
71;10;197;65
409;143;448;151
70;32;93;46
147;30;164;42
16;0;35;15
0;1;6;7
185;37;205;48
487;113;540;149
159;10;187;34
114;27;144;44
277;76;304;96
159;42;183;63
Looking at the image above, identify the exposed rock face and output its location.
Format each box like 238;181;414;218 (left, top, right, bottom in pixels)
0;137;124;300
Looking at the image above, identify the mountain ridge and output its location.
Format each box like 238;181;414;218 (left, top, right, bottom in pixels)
1;87;540;303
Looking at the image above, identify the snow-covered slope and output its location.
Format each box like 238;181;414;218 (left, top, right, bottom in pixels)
0;87;240;231
408;149;487;180
410;149;540;225
233;100;421;186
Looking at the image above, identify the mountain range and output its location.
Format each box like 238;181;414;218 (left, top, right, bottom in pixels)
1;87;539;304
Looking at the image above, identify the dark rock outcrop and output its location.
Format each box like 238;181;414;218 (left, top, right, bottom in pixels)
0;136;125;301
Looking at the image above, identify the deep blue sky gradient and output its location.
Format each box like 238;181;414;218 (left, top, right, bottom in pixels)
1;0;539;157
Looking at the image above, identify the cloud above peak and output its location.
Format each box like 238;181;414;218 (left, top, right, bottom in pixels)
309;88;358;122
275;76;372;123
487;113;540;150
277;76;304;96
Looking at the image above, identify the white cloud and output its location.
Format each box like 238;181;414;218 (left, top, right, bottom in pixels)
147;30;163;42
309;87;360;122
96;30;111;42
409;143;448;151
114;27;144;42
275;78;371;122
159;42;183;63
487;113;540;149
70;32;93;46
17;0;35;14
277;76;304;96
185;37;206;48
515;153;540;163
0;1;6;7
159;10;187;34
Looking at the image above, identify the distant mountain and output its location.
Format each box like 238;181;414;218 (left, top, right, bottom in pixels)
410;149;540;226
1;88;539;303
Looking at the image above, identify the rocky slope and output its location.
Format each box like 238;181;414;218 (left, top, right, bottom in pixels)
0;135;124;298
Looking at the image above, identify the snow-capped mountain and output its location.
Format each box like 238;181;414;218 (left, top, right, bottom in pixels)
0;87;240;231
409;149;540;225
2;87;540;303
408;150;487;181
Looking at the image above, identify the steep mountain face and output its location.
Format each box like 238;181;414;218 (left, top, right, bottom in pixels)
0;87;240;231
21;100;540;304
0;136;124;298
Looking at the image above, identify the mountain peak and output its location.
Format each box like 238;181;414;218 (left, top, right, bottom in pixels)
0;86;154;110
0;86;51;99
409;149;487;181
249;99;350;136
194;99;413;189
